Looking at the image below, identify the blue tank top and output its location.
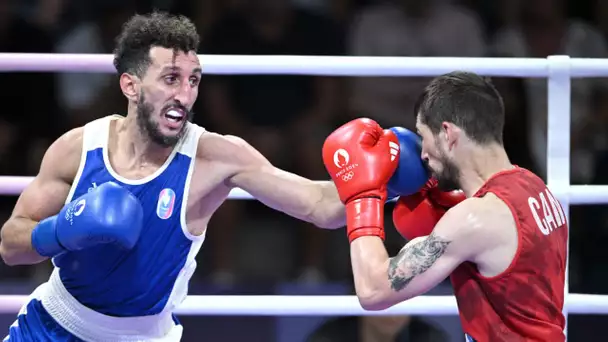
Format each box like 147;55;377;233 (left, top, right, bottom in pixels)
52;115;207;317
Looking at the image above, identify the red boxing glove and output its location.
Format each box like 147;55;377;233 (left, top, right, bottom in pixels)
322;118;399;243
392;179;466;241
422;178;466;209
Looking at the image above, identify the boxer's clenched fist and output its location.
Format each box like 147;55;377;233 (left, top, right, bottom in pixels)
31;182;144;258
322;118;399;242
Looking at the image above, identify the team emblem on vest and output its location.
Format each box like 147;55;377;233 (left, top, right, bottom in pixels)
157;188;176;219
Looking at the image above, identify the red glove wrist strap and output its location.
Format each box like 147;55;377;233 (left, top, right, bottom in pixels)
346;197;385;243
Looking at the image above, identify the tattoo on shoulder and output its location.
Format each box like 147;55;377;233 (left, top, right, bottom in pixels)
388;232;451;292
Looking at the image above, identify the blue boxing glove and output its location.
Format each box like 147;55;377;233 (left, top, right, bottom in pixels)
386;127;429;198
31;182;144;258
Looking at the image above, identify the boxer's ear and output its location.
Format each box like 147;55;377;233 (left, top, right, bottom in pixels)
120;73;139;102
442;122;459;150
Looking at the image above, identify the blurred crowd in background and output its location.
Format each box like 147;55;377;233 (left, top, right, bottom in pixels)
1;0;608;340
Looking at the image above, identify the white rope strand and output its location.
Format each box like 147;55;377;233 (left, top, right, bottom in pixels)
0;176;605;204
0;53;549;76
0;294;605;315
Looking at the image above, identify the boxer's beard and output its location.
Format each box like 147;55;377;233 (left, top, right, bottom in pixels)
432;148;461;192
136;92;193;148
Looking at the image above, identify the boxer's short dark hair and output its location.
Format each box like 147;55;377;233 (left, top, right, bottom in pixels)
415;71;505;145
113;11;199;77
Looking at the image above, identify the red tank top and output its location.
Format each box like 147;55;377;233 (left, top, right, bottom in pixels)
450;167;568;342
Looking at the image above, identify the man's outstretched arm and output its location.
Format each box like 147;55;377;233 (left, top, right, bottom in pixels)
210;134;345;229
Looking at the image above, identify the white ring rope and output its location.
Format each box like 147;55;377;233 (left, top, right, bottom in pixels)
0;294;605;315
0;53;548;76
0;176;604;204
2;52;608;77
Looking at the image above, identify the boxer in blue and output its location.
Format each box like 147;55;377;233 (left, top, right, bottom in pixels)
0;11;428;342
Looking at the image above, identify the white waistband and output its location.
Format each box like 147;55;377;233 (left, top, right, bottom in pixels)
39;269;177;342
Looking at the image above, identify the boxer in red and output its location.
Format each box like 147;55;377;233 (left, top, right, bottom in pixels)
322;71;568;342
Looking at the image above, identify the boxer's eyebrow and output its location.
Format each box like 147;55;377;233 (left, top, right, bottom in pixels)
160;65;180;73
160;65;201;75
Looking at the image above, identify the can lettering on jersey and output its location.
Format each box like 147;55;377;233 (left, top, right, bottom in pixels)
527;188;566;236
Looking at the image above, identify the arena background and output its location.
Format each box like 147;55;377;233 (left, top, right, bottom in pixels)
1;0;607;340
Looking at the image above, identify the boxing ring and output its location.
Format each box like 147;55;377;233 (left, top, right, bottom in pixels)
1;53;608;338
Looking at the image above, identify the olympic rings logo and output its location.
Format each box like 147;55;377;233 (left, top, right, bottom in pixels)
342;171;354;182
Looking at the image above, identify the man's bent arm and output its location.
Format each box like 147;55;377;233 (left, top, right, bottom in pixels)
350;199;482;310
217;135;345;229
0;129;81;265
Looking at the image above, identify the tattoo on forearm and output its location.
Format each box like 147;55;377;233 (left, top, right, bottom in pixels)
388;232;451;291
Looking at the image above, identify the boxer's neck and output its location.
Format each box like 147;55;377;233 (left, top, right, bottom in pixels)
456;144;514;197
116;114;173;167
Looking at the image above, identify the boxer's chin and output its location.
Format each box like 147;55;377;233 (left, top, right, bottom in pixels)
434;160;461;192
137;109;183;148
436;177;460;192
149;124;186;147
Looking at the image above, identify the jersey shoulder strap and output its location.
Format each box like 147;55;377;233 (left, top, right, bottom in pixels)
174;121;205;158
81;115;121;152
